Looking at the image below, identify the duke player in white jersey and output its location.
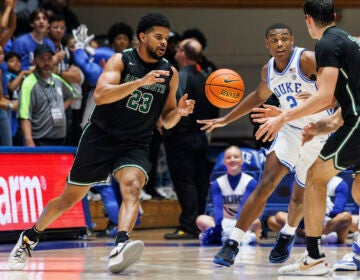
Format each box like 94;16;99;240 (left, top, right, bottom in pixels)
197;22;334;267
196;146;261;245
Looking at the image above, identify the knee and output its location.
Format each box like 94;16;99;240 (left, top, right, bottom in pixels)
275;211;287;224
306;167;328;188
196;215;206;225
120;176;142;201
340;212;353;226
196;215;207;229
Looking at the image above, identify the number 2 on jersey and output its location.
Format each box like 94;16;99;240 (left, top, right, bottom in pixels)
126;89;154;113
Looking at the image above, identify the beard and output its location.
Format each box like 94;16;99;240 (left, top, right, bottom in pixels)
147;45;164;60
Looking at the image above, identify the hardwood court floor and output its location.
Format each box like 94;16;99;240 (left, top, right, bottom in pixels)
0;228;359;280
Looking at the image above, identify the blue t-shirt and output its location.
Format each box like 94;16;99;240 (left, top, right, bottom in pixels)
12;33;56;70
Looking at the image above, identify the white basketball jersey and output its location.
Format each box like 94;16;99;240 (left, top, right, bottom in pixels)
216;173;253;219
267;47;332;129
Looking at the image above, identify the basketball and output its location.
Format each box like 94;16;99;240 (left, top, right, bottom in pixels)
205;69;244;108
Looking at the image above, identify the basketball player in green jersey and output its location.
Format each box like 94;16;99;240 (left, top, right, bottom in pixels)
8;12;195;274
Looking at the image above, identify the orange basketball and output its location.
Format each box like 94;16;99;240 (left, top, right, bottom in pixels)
205;69;244;108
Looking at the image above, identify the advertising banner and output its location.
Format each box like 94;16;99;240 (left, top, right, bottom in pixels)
0;147;85;231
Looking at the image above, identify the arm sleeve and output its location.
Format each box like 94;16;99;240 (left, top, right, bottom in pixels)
329;180;349;218
74;49;103;86
92;47;115;64
211;180;224;225
235;178;258;219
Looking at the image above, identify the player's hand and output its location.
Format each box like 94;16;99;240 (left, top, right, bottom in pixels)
255;114;285;142
197;117;228;133
141;70;170;86
177;93;195;117
251;104;282;121
301;122;318;146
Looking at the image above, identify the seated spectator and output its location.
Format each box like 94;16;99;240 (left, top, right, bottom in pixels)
267;175;352;244
196;146;261;245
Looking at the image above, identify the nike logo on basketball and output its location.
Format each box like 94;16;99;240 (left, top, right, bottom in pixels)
300;259;325;270
224;77;240;83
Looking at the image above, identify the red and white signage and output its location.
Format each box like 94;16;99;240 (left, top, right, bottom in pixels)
0;152;85;231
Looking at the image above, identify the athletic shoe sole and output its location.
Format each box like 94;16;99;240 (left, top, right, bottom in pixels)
333;260;358;271
108;240;144;274
213;257;233;267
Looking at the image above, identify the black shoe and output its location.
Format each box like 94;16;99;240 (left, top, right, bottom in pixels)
213;239;239;267
164;229;198;240
269;232;296;263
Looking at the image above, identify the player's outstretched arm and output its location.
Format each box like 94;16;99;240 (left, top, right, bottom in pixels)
198;64;273;133
301;108;343;145
251;104;283;122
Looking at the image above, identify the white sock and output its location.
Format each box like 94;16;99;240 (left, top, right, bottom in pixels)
280;220;297;236
229;227;245;244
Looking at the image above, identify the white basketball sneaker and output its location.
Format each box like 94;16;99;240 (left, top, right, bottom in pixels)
8;231;38;270
278;254;330;276
108;240;144;274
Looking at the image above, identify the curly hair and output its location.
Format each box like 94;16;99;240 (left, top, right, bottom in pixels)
136;12;171;39
107;22;134;45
